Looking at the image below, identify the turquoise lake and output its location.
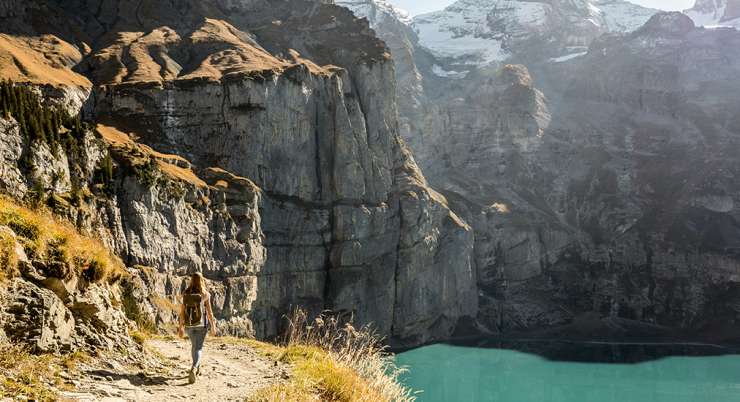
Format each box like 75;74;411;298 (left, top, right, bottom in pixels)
395;342;740;402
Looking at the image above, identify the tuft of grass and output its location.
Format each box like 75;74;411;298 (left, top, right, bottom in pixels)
0;196;126;284
249;309;415;402
0;228;19;281
131;330;148;346
61;350;91;371
252;375;319;402
0;344;90;400
151;295;179;314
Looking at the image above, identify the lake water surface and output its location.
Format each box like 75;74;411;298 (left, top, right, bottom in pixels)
396;341;740;402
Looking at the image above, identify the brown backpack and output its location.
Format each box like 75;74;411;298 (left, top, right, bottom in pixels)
183;293;204;327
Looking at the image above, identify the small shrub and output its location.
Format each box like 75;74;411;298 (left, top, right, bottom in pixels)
27;180;47;208
121;279;157;334
81;259;104;282
94;153;116;195
69;184;82;207
43;236;73;280
134;158;159;187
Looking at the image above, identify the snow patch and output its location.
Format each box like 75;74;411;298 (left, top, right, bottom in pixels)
549;51;588;63
413;0;512;65
432;64;470;79
685;0;727;27
336;0;412;26
596;0;658;32
411;0;656;67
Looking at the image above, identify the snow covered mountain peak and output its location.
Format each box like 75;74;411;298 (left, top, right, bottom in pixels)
335;0;412;26
411;0;658;67
684;0;740;28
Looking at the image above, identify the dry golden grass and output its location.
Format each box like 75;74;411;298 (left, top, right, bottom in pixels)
0;34;91;88
151;295;179;314
0;227;19;281
0;196;126;284
489;202;511;214
248;310;415;402
131;330;149;345
96;124;189;164
156;160;208;188
96;124;208;188
286;49;338;77
85;18;336;86
186;19;289;76
0;344;90;400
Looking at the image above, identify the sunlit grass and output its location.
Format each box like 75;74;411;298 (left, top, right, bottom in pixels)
0;227;19;280
0;196;126;283
0;344;90;400
248;310;415;402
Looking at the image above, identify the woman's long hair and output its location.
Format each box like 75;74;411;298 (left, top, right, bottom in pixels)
185;272;207;295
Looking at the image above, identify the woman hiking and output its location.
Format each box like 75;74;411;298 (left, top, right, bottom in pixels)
178;272;217;384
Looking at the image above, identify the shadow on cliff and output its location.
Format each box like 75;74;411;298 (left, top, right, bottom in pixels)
431;313;740;364
439;337;740;364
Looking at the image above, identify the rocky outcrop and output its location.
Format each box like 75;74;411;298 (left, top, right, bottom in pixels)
0;118;27;198
0;222;130;353
2;279;76;352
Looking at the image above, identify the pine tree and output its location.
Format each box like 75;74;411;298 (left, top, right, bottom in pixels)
0;82;88;154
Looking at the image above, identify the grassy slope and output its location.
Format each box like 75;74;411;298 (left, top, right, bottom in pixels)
0;196;126;283
228;310;416;402
0;345;91;400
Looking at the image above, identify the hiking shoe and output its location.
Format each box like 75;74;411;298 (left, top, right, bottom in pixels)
188;368;196;384
196;366;201;377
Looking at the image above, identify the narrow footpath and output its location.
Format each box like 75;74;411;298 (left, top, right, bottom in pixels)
60;338;288;401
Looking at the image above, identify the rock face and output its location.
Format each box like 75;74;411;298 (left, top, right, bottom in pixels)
0;0;478;346
369;7;740;341
342;0;740;339
0;225;131;353
340;0;661;173
335;0;426;132
6;0;738;350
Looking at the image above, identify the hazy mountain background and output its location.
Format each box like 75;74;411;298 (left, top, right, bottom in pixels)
391;0;695;15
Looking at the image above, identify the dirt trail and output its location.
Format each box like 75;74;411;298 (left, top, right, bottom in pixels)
60;338;286;401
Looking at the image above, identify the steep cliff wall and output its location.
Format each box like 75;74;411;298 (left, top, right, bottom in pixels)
0;0;477;346
410;13;740;340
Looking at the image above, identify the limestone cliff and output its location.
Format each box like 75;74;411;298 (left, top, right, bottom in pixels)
0;0;477;347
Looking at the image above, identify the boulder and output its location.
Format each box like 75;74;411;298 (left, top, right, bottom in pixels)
1;279;75;353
